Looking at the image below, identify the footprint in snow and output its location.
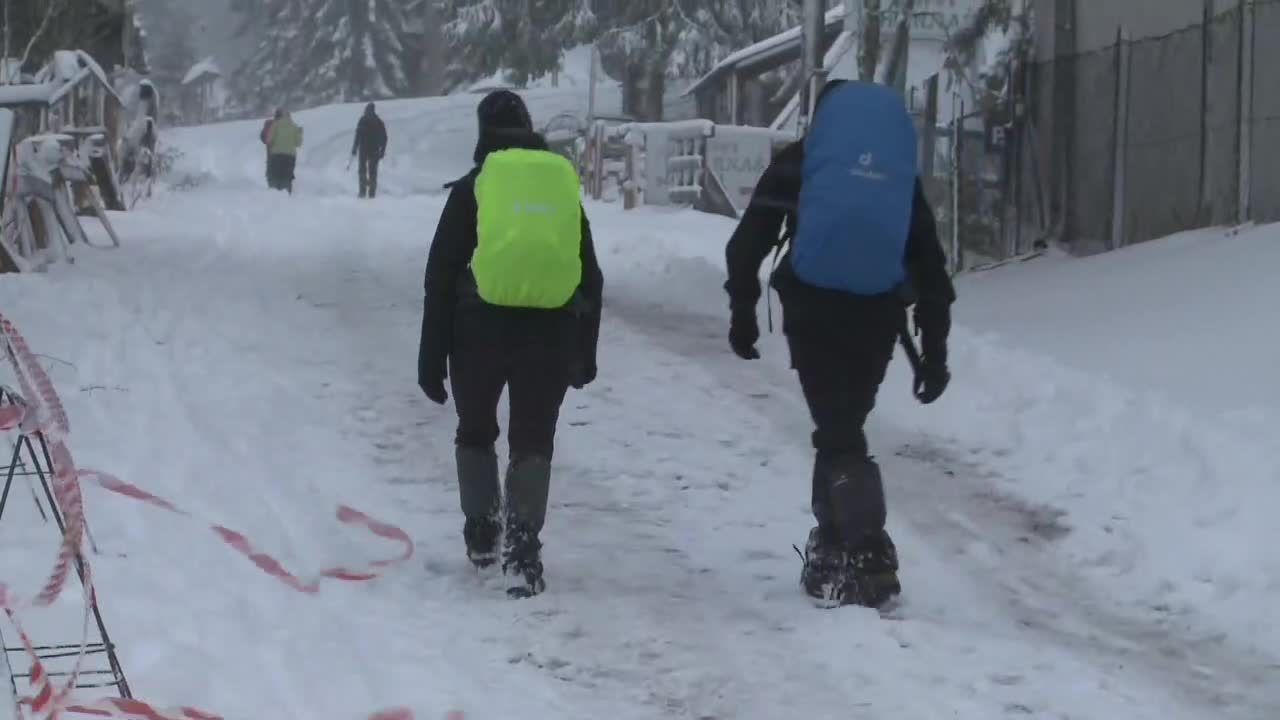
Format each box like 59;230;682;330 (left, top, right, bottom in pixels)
386;476;426;486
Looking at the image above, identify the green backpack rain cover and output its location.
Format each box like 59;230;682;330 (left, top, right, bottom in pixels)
472;149;583;309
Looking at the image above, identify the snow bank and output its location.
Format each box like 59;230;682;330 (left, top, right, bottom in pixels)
466;45;606;93
585;203;1280;656
881;223;1280;653
164;80;621;198
879;319;1280;648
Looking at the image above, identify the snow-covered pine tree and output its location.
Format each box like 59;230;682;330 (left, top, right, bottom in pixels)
667;0;801;79
443;0;595;89
234;0;412;115
413;0;449;96
133;0;198;95
439;0;505;86
301;0;411;104
233;0;307;114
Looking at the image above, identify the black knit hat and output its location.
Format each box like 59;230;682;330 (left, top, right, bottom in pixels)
476;90;533;133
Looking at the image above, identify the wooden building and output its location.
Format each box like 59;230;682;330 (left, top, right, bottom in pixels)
180;58;224;126
0;50;127;210
683;7;848;128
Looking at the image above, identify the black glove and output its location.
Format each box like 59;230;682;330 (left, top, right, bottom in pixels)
728;308;760;360
914;358;949;405
571;363;597;390
420;378;448;405
419;363;449;404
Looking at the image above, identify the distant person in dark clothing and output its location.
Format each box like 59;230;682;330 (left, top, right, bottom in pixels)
417;90;603;599
351;103;388;198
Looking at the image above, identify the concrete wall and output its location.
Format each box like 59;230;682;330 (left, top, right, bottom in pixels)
1034;0;1244;58
1075;0;1205;52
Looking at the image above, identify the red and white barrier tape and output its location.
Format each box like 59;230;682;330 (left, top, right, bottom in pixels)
0;313;451;719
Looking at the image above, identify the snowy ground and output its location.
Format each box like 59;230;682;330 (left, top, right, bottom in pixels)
164;75;621;199
0;90;1277;719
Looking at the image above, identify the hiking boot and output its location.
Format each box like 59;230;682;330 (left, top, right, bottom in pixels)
797;526;847;608
838;529;901;609
456;445;501;568
463;515;501;569
502;523;545;598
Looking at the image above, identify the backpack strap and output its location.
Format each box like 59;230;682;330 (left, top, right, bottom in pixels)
894;289;926;399
765;226;793;334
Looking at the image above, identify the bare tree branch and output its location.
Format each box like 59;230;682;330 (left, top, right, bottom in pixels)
19;0;63;70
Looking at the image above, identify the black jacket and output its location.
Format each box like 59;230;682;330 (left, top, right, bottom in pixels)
724;140;955;361
417;130;604;386
353;112;388;157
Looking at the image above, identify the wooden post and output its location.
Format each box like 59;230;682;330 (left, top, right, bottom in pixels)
623;141;637;210
951;95;963;274
591;122;604;201
921;73;939;177
728;71;740;125
587;44;598;124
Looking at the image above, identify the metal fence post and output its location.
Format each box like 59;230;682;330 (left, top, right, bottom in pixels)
1197;0;1212;224
951;95;964;274
1110;28;1132;250
921;74;939;178
1237;0;1255;224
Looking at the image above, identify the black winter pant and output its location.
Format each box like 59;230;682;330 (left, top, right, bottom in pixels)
451;308;575;460
786;305;902;543
267;153;296;192
358;153;380;197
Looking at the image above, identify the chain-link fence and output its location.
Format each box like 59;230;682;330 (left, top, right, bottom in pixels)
1018;0;1280;259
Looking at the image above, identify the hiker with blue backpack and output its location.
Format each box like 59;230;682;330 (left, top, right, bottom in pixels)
418;90;604;599
723;79;955;609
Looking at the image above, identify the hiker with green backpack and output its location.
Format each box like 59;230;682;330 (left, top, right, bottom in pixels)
417;90;604;598
265;108;304;194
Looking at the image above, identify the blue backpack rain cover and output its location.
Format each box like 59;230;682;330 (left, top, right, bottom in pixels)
791;81;918;296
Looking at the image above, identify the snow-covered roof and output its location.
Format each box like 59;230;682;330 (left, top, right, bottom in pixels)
33;50;122;106
0;83;60;106
768;30;856;132
182;57;223;85
683;5;847;98
50;50;81;81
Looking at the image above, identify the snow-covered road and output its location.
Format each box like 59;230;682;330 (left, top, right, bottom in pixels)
1;184;1275;719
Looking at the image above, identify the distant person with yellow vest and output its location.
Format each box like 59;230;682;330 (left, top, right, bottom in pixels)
265;108;304;193
417;90;604;599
